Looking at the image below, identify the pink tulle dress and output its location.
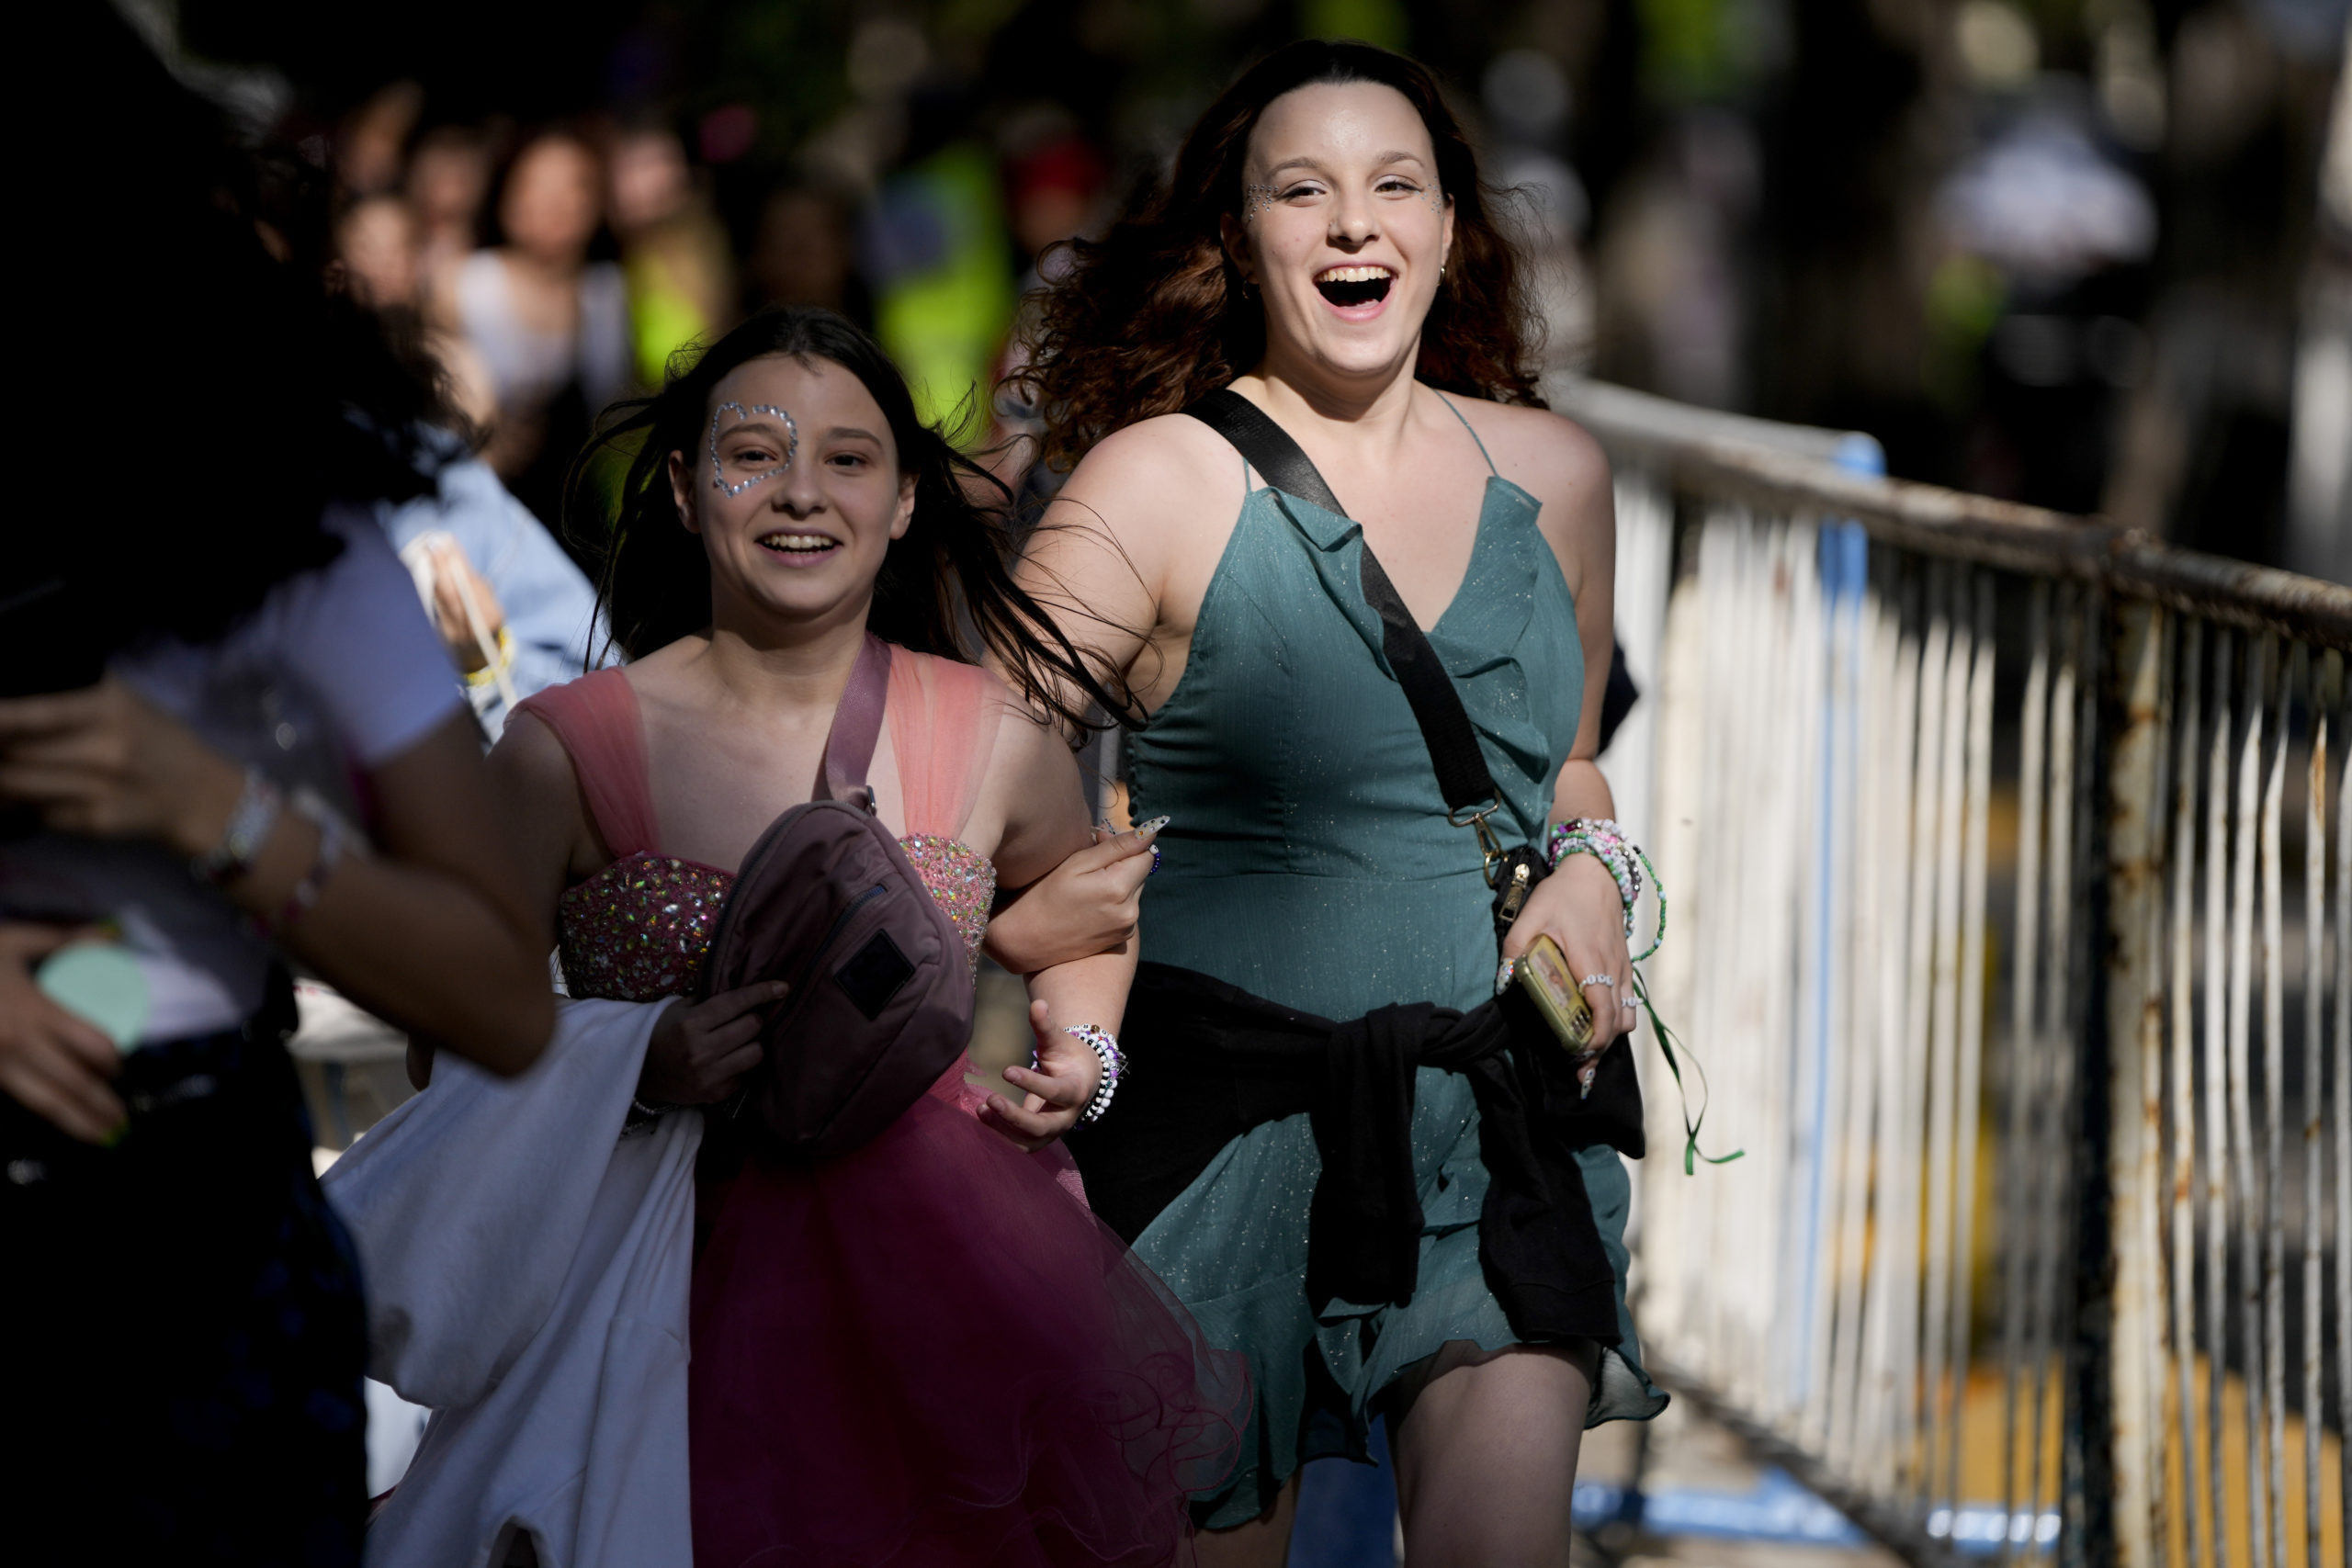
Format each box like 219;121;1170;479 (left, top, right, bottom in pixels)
513;649;1246;1568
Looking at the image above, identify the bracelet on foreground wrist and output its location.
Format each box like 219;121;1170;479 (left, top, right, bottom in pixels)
194;767;284;886
265;790;368;936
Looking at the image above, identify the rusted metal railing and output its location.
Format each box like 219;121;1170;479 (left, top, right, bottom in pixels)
1559;376;2350;1568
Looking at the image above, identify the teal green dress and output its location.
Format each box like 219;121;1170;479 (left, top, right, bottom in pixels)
1125;394;1668;1527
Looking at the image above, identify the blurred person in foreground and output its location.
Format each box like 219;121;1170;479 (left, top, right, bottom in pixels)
1013;39;1665;1564
442;129;632;530
1;10;554;1564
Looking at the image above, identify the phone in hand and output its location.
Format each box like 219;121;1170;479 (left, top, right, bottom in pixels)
1515;933;1608;1098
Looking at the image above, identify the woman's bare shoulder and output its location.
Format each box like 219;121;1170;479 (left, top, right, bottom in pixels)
619;636;706;687
486;705;583;805
1035;414;1249;590
1057;415;1245;515
598;637;718;729
1443;395;1611;515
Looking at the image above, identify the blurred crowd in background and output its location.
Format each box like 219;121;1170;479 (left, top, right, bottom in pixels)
134;0;2351;579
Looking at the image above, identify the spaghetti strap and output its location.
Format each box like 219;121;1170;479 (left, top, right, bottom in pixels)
885;647;1007;840
1434;390;1498;476
511;670;659;859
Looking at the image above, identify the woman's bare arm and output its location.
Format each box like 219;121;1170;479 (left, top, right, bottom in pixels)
1012;415;1248;718
970;704;1132;1146
486;708;604;914
0;682;553;1074
980;822;1159;975
276;711;553;1068
1487;411;1640;1047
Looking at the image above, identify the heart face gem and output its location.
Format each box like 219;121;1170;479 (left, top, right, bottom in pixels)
708;402;799;497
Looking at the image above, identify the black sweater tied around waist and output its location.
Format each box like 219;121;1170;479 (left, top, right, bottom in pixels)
1064;961;1646;1348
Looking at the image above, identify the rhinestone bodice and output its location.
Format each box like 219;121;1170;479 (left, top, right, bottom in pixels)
558;838;996;1003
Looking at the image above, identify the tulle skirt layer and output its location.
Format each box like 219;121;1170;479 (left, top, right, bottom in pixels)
689;1062;1249;1568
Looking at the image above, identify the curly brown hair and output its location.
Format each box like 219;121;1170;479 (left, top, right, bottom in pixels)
1012;39;1543;473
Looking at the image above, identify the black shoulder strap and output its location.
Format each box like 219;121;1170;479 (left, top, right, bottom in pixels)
1184;388;1498;817
1186;386;1346;515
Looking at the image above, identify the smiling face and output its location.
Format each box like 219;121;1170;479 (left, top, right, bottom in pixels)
667;354;915;640
1225;80;1454;384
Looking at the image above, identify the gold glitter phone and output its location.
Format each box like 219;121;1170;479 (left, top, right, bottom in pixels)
1516;934;1595;1051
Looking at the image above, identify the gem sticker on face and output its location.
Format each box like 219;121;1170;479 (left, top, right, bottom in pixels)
1242;183;1278;221
708;402;798;497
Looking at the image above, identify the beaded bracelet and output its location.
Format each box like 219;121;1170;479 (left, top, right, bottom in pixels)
194;767;284;886
267;791;366;935
1062;1024;1125;1124
1544;817;1667;962
1544;819;1642;908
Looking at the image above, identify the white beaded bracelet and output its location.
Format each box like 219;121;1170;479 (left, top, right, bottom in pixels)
194;767;284;886
1062;1024;1126;1124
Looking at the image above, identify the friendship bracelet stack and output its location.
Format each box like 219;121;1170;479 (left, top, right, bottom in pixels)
193;767;368;938
271;789;365;935
1543;817;1666;962
1061;1024;1125;1124
1533;820;1737;1171
194;767;285;886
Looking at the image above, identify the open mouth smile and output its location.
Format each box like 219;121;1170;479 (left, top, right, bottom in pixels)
1314;265;1394;310
757;529;842;563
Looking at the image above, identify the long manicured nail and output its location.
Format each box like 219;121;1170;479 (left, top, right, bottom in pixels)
1134;815;1171;835
1494;958;1517;995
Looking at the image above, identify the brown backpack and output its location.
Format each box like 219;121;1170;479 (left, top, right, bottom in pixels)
696;635;975;1159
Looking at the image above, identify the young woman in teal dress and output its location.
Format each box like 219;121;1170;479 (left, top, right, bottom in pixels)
1012;39;1668;1566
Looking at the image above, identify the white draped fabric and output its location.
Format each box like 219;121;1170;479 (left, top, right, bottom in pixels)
323;998;700;1568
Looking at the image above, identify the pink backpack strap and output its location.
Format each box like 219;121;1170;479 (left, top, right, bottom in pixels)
886;647;1007;840
820;634;893;806
511;669;659;858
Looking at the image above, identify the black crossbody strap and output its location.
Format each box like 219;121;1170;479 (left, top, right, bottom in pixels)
1183;389;1499;816
1186;386;1346;515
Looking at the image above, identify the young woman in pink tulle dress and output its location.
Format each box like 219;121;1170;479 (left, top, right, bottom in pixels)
491;306;1244;1566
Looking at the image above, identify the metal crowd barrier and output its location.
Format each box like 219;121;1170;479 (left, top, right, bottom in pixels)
1557;376;2349;1568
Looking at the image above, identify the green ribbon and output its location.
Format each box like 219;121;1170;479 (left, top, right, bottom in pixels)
1631;967;1743;1176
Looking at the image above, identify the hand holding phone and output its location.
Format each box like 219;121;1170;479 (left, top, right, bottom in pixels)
1514;933;1609;1097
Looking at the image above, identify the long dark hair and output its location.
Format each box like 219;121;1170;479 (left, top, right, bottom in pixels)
7;5;454;694
570;306;1130;734
1012;39;1543;472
